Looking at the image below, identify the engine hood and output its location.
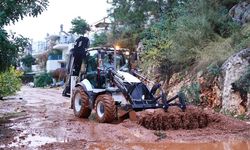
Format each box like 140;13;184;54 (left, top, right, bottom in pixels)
117;71;141;83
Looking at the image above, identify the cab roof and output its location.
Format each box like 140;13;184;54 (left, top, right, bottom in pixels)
87;47;129;52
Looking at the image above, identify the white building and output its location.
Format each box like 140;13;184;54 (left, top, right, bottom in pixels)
31;39;48;72
31;19;110;73
46;25;76;72
31;25;76;73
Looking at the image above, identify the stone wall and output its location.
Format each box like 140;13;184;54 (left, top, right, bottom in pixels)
229;1;250;25
220;48;250;115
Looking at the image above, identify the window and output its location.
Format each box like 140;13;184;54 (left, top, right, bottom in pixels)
86;50;98;72
61;63;66;68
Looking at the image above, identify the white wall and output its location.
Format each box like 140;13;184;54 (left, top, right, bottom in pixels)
46;60;61;72
32;65;41;72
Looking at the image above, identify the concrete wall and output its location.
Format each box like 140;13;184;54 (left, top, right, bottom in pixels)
46;60;61;72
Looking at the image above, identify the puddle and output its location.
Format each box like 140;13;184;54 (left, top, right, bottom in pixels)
87;140;250;150
10;135;57;147
5;131;69;148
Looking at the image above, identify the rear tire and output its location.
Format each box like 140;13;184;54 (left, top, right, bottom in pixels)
95;94;116;123
72;86;91;118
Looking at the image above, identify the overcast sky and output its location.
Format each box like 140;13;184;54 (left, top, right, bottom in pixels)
5;0;110;41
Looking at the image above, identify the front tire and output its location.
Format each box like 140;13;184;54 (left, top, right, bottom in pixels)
95;94;116;123
72;86;91;118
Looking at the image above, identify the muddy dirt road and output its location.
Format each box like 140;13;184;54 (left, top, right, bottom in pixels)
0;86;250;150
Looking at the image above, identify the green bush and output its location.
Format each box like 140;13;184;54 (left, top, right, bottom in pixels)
0;67;23;98
181;82;201;105
34;72;53;87
232;67;250;93
232;24;250;50
20;54;35;69
140;0;242;78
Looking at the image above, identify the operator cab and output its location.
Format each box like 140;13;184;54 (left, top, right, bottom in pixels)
79;47;129;89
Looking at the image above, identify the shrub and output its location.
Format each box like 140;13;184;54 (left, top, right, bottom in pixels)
20;54;35;69
181;82;201;105
140;0;242;79
197;37;235;71
34;72;53;87
51;68;67;82
21;73;35;84
232;67;250;93
0;67;23;98
232;23;250;50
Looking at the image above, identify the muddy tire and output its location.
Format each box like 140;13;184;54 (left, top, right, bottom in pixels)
95;94;116;123
72;86;91;118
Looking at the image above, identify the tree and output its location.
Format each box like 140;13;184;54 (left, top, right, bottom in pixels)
107;0;243;85
108;0;241;48
107;0;171;49
140;0;242;79
0;0;49;72
21;54;35;69
69;16;90;35
91;32;108;47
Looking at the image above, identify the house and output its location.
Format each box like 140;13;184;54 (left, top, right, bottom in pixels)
31;18;110;73
31;25;76;73
47;25;76;72
31;39;48;72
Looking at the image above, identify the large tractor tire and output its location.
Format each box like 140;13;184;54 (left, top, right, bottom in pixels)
72;86;91;118
95;94;116;123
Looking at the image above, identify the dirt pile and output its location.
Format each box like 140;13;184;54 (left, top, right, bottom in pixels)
137;106;220;130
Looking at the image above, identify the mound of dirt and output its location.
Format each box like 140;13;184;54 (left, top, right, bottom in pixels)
137;106;220;130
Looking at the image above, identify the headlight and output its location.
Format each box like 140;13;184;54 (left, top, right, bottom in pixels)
125;51;130;56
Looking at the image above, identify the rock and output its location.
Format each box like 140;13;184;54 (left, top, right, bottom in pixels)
198;75;222;108
167;73;191;98
221;48;250;115
248;93;250;104
229;1;250;25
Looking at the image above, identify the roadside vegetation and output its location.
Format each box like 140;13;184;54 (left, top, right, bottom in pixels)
107;0;249;80
0;67;23;99
0;0;49;98
101;0;250;112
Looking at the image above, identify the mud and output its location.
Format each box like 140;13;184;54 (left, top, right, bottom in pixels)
137;106;212;130
0;86;250;149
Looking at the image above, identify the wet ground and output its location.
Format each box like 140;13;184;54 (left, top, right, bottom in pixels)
0;86;250;150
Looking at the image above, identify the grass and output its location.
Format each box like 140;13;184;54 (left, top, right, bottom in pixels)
195;37;236;71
